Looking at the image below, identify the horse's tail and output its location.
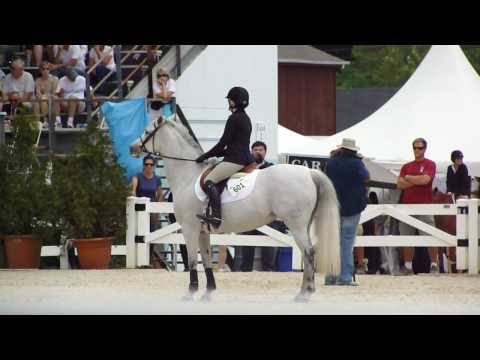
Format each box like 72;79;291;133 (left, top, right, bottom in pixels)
309;169;341;275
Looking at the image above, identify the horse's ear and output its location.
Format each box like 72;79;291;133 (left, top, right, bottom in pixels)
156;116;166;126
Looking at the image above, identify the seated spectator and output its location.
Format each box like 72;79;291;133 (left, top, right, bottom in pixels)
88;45;116;88
54;67;86;128
25;45;45;67
79;45;89;64
151;67;176;115
50;45;86;78
0;59;35;115
34;61;60;128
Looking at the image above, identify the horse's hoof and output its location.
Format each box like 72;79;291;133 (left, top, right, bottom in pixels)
294;293;312;303
200;291;213;302
189;283;199;293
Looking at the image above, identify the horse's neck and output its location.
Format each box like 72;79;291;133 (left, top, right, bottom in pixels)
163;158;203;195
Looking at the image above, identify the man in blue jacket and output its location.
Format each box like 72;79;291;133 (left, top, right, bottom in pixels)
325;139;370;286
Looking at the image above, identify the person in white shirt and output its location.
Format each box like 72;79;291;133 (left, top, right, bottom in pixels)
54;67;86;128
0;58;35;114
51;45;86;78
151;67;176;115
88;45;116;90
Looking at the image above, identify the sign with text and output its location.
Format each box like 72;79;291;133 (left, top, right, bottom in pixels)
286;155;328;171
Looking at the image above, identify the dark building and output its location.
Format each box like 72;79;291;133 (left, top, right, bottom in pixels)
278;45;349;136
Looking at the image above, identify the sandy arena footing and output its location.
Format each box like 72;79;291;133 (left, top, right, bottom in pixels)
1;269;479;315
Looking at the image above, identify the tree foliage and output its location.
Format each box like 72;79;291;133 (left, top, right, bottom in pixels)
0;108;53;237
337;45;480;89
52;121;129;242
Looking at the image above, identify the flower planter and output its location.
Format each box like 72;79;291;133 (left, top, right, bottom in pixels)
3;234;41;269
72;237;112;269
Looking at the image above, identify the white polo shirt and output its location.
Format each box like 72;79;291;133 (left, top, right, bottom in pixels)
54;45;86;72
2;71;35;96
56;75;86;99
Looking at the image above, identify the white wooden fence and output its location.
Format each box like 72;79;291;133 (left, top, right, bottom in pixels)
125;197;302;270
40;197;480;274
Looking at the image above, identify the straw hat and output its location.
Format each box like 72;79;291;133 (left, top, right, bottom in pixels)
337;138;360;152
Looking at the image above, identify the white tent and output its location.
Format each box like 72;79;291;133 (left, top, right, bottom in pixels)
279;45;480;182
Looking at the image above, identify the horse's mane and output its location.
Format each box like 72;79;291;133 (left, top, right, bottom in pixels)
166;119;203;156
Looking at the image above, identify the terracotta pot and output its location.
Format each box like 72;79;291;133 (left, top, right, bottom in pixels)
3;234;41;269
72;237;112;269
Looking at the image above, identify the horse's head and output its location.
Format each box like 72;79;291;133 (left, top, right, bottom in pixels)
432;187;455;204
129;116;168;158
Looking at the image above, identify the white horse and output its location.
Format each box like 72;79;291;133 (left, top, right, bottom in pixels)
130;115;341;301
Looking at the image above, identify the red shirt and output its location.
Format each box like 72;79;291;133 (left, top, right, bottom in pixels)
400;158;436;204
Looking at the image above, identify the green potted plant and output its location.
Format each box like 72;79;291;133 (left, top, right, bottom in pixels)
0;108;54;268
52;121;129;269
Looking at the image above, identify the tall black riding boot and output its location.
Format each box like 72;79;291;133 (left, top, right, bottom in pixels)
196;180;222;228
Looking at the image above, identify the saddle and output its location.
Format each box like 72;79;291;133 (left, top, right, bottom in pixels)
199;162;258;194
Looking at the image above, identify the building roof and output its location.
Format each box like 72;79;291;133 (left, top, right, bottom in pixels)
278;45;350;66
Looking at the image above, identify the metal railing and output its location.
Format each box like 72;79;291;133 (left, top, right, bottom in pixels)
0;97;118;151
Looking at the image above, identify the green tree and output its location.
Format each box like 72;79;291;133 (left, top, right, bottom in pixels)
337;45;480;89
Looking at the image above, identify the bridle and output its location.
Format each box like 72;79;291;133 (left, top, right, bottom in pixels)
138;117;198;162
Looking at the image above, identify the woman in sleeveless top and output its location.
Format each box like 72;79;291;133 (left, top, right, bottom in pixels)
131;155;164;230
195;87;254;229
131;155;165;268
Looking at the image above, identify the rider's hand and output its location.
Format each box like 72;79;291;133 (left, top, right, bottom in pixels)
196;155;207;163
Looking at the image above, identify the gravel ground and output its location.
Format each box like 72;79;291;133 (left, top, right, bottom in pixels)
1;269;479;315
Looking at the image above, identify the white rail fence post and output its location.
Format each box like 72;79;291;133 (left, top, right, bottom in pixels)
126;196;137;268
456;199;469;272
468;198;479;274
135;197;151;267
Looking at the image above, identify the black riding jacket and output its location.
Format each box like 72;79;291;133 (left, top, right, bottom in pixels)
203;109;254;165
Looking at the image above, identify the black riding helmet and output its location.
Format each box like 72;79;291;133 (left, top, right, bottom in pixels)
226;87;249;110
451;150;463;162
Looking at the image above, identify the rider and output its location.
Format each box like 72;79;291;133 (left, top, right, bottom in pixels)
195;86;254;228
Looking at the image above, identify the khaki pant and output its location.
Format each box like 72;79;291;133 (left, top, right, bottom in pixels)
205;161;244;184
398;215;435;271
398;215;435;236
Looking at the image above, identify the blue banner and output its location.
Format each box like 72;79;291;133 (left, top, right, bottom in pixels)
101;97;150;181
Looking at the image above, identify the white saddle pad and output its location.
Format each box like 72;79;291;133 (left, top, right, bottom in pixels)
194;170;260;204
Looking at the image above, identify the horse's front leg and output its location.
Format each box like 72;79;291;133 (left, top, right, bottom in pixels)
198;227;216;292
182;221;201;294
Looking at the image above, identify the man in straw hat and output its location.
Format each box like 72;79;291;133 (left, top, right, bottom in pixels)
325;138;370;286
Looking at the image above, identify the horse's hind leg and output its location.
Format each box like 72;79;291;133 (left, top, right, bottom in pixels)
199;229;216;291
183;223;201;294
288;225;316;302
